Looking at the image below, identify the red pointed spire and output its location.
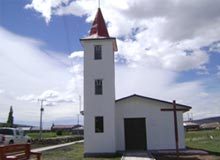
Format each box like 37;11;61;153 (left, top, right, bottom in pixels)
89;8;110;38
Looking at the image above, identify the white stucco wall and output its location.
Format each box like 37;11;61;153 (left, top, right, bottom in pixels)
81;39;116;154
115;96;186;151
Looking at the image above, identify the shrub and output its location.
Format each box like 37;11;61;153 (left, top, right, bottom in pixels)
56;130;63;136
32;136;84;145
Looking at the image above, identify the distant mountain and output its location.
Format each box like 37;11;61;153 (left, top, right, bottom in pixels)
0;122;34;128
192;116;220;125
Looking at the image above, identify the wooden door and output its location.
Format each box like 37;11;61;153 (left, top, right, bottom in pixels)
124;118;147;151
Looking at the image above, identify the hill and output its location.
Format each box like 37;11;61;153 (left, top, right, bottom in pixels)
192;116;220;125
0;122;34;128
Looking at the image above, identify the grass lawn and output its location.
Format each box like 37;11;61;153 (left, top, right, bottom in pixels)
185;130;220;153
27;131;72;139
30;130;220;159
28;132;57;139
42;143;121;160
41;143;220;160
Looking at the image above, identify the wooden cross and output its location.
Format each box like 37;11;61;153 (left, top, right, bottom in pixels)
161;100;189;157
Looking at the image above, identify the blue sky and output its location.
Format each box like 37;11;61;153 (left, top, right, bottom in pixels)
0;0;220;127
0;0;87;53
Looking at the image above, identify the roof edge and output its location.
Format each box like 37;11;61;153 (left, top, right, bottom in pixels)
80;37;116;41
116;94;192;110
80;37;118;52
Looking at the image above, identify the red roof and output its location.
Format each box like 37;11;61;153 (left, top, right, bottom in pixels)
89;8;109;38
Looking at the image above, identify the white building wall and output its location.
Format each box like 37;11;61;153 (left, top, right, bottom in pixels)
115;96;186;151
82;39;116;154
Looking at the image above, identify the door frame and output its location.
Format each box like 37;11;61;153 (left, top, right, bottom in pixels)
124;117;147;151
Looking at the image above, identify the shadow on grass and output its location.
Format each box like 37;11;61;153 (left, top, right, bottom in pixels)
153;155;201;160
187;146;220;157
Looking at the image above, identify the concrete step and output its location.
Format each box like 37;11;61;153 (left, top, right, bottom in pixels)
121;152;155;160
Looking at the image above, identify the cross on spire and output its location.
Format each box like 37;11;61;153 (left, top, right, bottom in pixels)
98;0;100;8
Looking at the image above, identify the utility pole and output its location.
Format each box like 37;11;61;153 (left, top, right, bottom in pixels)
77;95;81;125
38;99;46;140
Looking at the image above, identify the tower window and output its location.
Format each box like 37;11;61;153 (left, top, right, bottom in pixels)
95;116;104;133
95;79;103;95
94;45;102;60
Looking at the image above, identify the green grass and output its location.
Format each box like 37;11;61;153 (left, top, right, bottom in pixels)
41;142;220;160
42;143;121;160
27;132;57;139
27;131;72;139
29;130;220;159
185;130;220;153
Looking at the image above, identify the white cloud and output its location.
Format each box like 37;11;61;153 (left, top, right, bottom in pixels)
0;28;72;95
39;90;59;99
0;89;4;94
16;94;36;102
0;27;83;125
116;39;210;72
217;65;220;78
17;88;80;106
161;50;209;72
25;0;70;24
25;0;52;24
196;66;209;75
68;51;83;59
12;0;220;123
121;0;220;41
26;0;220;72
55;1;87;17
209;42;220;53
115;64;220;119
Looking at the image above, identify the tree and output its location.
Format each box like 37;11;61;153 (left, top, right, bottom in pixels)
6;106;14;127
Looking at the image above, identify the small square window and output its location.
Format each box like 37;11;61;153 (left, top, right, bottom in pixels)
94;45;102;60
95;116;104;133
95;79;103;95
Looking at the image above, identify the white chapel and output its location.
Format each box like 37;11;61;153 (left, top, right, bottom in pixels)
80;8;191;156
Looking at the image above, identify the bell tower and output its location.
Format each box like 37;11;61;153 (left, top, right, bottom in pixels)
80;8;117;155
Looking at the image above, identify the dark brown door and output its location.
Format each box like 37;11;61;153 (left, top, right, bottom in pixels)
124;118;147;151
